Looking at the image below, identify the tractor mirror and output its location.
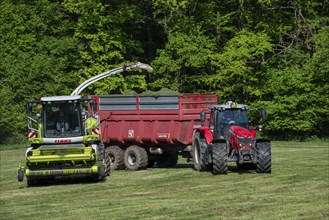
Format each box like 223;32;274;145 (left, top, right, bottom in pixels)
200;111;206;122
261;109;267;121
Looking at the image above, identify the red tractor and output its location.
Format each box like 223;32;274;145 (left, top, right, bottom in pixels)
192;101;271;174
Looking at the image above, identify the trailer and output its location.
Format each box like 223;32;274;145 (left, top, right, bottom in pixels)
91;94;218;170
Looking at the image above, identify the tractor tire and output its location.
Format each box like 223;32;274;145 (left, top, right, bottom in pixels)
107;145;125;170
192;132;210;171
157;152;178;168
212;143;228;175
256;142;271;173
124;145;148;170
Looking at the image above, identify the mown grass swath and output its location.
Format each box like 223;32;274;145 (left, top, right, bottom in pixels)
0;141;328;219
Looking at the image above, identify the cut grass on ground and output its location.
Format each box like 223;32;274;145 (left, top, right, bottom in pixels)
0;141;328;219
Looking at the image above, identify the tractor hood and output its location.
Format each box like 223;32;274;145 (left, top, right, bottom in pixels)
229;125;252;138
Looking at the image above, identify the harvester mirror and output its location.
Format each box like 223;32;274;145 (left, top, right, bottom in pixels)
261;109;267;121
200;111;206;122
90;101;97;113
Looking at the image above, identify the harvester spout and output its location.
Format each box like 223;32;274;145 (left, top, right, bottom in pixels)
71;62;153;96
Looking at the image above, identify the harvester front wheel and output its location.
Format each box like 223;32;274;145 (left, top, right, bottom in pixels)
124;145;148;170
256;142;271;173
107;146;125;170
18;169;24;182
212;143;228;175
192;132;210;171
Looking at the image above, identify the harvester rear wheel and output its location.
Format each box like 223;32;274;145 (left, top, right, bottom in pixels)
124;145;148;170
212;143;228;175
192;132;210;171
256;142;271;173
107;146;125;170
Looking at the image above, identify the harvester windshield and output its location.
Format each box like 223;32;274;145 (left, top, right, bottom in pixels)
44;102;82;138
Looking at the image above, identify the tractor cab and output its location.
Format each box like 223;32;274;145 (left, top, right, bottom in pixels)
208;101;249;141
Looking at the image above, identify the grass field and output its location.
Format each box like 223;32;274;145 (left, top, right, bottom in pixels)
0;141;328;220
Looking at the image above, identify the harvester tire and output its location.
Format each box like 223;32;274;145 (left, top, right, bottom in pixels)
18;169;24;182
212;143;228;175
157;152;178;168
97;143;105;161
124;145;148;170
107;146;125;170
192;132;210;171
256;142;271;173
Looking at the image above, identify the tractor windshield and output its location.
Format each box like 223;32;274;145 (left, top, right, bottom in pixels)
218;109;248;139
44;102;82;138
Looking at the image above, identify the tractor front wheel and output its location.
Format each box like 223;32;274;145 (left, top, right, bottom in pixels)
212;143;228;175
256;142;271;173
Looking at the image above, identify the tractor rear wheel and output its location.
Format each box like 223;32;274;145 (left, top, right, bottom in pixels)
124;145;148;170
192;132;210;171
212;143;228;175
256;142;271;173
107;145;125;170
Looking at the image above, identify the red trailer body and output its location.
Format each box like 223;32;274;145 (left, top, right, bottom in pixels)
91;94;218;170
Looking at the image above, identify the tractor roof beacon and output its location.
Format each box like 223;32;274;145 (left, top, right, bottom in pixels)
17;62;153;186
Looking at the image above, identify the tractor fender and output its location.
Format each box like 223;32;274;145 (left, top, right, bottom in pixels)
194;127;213;145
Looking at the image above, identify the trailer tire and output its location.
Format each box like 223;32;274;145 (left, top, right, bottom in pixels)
157;152;178;168
256;142;271;173
192;132;210;171
107;146;125;170
124;145;148;170
212;143;228;175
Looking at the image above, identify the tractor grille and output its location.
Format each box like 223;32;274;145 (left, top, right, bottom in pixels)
238;136;252;147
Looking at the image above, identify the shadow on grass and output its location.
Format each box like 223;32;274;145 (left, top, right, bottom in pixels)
23;176;107;188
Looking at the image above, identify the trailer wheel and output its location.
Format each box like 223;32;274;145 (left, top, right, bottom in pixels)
124;145;148;170
212;143;228;175
256;142;271;173
157;152;178;168
192;132;210;171
107;146;125;170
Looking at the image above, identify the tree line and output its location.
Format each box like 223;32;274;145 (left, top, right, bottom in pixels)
1;0;328;143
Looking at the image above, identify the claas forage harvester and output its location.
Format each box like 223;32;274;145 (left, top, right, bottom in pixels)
17;62;153;185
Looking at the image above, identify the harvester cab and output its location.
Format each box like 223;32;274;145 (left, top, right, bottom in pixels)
18;62;153;185
18;95;107;186
192;101;271;175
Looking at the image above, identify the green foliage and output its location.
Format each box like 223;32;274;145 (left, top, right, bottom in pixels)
0;0;328;143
